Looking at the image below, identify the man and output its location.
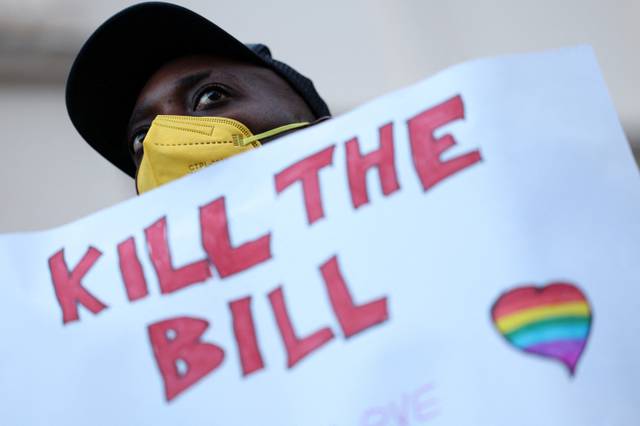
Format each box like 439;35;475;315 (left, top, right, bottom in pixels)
66;2;330;193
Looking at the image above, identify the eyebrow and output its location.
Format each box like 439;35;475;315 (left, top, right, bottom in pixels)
176;70;212;90
128;70;213;128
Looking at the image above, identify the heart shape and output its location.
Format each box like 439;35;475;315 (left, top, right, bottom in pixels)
491;282;592;375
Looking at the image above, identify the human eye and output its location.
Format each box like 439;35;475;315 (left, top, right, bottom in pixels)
193;85;229;111
131;128;148;157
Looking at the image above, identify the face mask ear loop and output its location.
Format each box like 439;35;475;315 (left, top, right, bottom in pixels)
311;115;332;125
238;122;310;146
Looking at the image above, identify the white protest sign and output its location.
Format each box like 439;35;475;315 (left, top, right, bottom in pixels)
1;46;639;426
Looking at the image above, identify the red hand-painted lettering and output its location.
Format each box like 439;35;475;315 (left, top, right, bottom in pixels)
321;256;389;338
346;122;400;209
148;316;225;401
200;197;272;278
408;95;481;190
48;247;107;324
229;296;265;376
117;237;149;302
145;217;211;294
268;286;335;368
274;145;335;225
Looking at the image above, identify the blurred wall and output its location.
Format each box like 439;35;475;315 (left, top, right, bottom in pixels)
1;0;638;232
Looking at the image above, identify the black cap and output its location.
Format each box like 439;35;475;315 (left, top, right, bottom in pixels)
66;2;330;178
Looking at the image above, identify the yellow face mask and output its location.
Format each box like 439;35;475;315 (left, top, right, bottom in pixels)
136;115;309;194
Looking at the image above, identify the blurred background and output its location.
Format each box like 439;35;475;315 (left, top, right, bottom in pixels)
1;0;638;232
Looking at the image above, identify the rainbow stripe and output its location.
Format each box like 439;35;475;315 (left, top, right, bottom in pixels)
491;283;591;374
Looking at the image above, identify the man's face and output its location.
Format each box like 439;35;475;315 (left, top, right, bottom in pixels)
126;54;316;168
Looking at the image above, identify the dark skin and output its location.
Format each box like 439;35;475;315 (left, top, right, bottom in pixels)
127;54;317;168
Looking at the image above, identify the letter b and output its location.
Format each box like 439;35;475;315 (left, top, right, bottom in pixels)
148;316;225;401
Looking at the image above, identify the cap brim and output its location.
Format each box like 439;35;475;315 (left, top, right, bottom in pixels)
66;2;262;177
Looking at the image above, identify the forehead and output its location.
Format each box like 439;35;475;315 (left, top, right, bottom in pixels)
137;55;281;100
145;55;256;85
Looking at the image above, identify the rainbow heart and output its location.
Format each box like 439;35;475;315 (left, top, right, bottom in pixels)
491;282;591;375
